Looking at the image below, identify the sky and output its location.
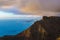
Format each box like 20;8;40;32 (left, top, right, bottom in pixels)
0;0;60;16
0;11;42;21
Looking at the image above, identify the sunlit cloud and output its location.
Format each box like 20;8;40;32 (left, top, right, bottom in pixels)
1;0;60;16
19;0;60;16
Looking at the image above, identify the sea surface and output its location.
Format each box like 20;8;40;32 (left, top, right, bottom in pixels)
0;18;41;37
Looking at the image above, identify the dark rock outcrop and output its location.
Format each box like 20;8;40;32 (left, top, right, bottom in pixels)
26;16;60;40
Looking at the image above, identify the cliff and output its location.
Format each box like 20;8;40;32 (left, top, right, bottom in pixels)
26;16;60;40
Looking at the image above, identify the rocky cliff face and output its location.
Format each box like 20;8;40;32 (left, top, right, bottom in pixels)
0;16;60;40
27;16;60;40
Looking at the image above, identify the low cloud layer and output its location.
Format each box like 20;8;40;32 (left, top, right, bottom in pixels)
0;0;60;16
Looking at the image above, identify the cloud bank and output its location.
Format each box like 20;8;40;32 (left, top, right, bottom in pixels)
0;0;60;16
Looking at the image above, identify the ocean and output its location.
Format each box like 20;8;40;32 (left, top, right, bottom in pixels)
0;19;38;37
